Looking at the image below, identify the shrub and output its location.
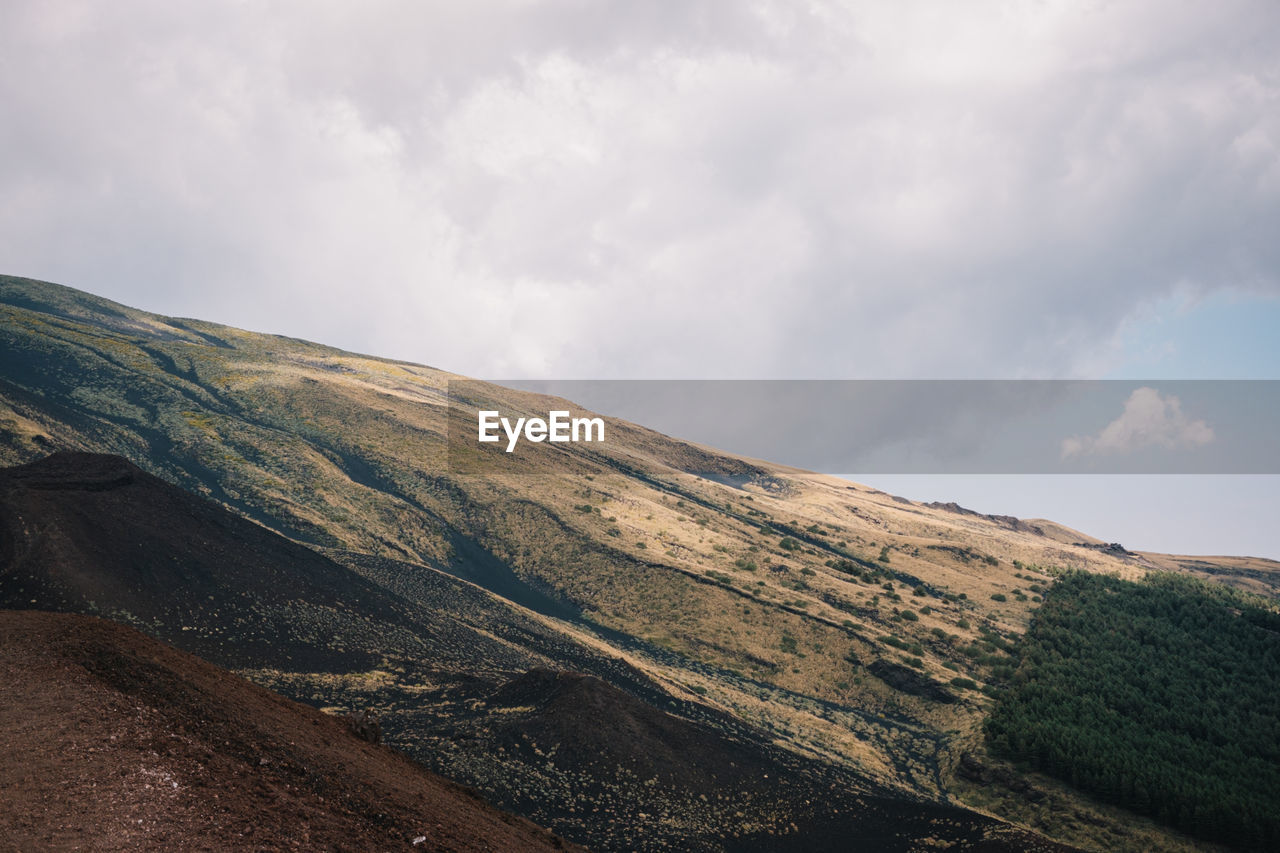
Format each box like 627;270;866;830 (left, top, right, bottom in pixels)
345;708;382;744
990;593;1007;602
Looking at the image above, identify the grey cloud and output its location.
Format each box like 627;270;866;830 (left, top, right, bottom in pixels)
1;1;1277;379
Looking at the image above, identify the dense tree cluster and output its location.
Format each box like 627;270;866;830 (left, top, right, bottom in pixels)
986;571;1280;849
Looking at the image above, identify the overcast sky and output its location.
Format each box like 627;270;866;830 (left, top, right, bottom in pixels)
2;1;1278;556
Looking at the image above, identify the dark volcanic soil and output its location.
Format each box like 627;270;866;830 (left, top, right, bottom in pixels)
0;610;573;851
408;667;1081;852
0;451;425;671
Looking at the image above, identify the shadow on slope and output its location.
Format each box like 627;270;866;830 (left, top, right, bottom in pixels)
0;452;430;671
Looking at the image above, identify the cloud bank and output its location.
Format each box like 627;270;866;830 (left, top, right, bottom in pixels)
1062;386;1214;457
1;1;1277;379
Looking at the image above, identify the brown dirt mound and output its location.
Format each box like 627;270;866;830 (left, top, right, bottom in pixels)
0;610;573;851
487;668;782;794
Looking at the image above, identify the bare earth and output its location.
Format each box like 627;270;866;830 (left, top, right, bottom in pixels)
0;610;573;852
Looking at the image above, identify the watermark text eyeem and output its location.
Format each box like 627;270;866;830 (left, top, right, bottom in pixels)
478;410;605;452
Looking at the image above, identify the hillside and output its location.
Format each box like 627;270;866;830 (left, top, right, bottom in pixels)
0;609;573;851
3;273;1278;850
0;451;1074;851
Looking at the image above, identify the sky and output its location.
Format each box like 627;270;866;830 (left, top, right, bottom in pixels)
2;1;1278;556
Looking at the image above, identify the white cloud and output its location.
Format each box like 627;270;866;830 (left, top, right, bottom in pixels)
1062;387;1214;457
0;1;1277;378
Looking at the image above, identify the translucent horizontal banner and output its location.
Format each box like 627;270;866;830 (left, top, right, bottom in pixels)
448;380;1280;474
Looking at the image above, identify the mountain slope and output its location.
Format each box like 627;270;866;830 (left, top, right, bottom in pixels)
4;273;1277;850
0;609;574;852
0;451;1076;852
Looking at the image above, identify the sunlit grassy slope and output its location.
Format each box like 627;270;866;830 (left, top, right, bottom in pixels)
4;274;1277;851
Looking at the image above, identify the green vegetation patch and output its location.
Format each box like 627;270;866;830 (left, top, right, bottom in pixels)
985;571;1280;848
